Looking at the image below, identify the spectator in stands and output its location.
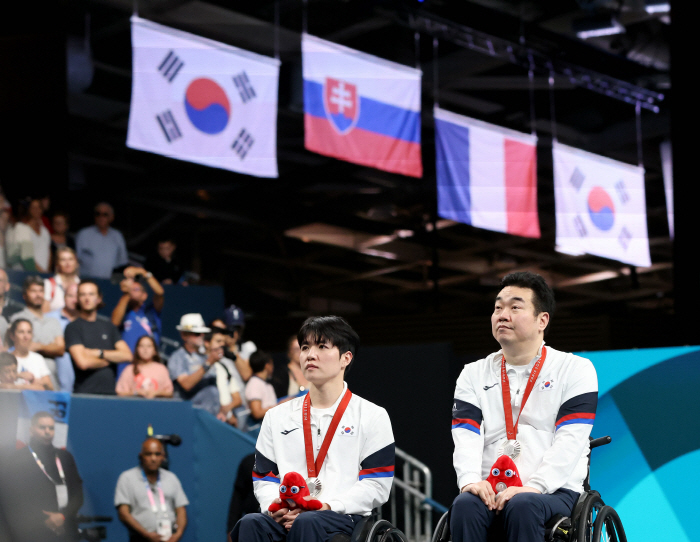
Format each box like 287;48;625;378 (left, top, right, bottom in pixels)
273;335;308;399
218;305;257;382
49;211;76;265
0;352;45;390
206;327;242;426
43;247;80;313
75;202;128;279
245;350;278;424
111;266;164;370
1;411;83;542
168;313;221;417
46;283;79;392
11;276;64;387
65;280;132;394
5;319;54;390
0;192;10;269
6;197;51;272
116;335;174;398
146;238;185;285
210;320;248;404
1;267;24;324
115;437;189;542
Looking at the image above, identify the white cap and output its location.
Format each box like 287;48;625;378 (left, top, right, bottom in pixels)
175;313;210;333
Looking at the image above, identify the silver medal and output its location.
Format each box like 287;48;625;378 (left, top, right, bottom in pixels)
495;482;507;494
497;439;522;460
306;477;323;498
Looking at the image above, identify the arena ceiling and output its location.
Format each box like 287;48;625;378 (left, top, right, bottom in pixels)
57;0;672;318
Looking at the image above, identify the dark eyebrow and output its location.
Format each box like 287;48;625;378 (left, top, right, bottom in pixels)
495;296;526;303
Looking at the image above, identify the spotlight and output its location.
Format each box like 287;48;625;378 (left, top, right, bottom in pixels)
644;0;670;14
573;14;626;39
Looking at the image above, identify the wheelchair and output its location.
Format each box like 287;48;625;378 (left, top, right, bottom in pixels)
331;509;410;542
431;436;627;542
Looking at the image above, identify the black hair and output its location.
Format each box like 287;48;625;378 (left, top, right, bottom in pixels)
249;350;273;373
5;318;32;348
0;352;18;368
499;271;555;319
22;275;44;294
205;325;229;342
297;316;360;374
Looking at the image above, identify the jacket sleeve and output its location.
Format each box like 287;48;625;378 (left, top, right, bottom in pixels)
325;407;394;515
526;356;598;494
252;414;281;512
453;365;485;490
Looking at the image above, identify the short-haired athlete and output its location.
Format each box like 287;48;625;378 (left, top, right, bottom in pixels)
229;316;395;542
450;272;598;542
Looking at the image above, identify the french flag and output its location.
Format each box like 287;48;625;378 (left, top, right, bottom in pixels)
302;34;422;178
435;107;540;238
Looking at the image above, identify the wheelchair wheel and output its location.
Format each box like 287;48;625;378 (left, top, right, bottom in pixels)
592;506;627;542
365;519;409;542
431;511;450;542
575;493;604;542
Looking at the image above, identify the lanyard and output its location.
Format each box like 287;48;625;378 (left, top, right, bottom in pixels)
28;446;66;486
500;346;547;440
142;470;167;514
302;388;352;479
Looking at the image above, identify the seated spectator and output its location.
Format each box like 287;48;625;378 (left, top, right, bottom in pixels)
0;191;10;269
6;197;51;273
43;247;80;313
5;319;53;390
65;280;132;394
215;305;257;383
49;211;75;262
168;314;220;417
11;276;64;387
1;411;83;542
244;350;278;424
205;327;242;426
145;238;185;285
46;283;79;392
116;336;173;399
75;202;128;279
111;266;164;377
0;352;44;390
1;268;24;325
115;438;188;542
273;334;309;399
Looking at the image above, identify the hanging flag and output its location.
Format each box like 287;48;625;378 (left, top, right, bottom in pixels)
302;33;422;178
16;391;71;449
553;141;651;267
660;141;674;239
127;16;280;178
434;107;540;238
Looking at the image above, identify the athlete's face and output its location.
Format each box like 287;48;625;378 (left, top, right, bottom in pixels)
300;337;351;385
492;286;548;348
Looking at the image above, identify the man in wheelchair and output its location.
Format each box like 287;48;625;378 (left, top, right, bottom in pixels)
229;316;395;542
450;272;597;542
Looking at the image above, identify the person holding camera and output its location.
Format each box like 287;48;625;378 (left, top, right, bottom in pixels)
111;266;164;377
115;438;188;542
0;411;84;542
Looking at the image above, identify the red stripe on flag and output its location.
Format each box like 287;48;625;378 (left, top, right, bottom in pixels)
305;115;423;178
556;412;596;425
504;139;540;238
451;418;480;429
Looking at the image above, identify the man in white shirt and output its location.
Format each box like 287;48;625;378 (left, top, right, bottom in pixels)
450;272;598;542
230;316;395;542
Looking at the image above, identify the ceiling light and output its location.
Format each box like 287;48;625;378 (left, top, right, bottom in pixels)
573;15;626;39
645;0;670;14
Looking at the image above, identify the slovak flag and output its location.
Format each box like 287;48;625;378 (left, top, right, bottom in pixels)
302;34;422;178
434;107;540;238
553;141;651;267
126;16;280;178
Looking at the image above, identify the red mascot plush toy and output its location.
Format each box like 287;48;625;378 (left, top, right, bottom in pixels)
486;455;523;494
268;472;323;512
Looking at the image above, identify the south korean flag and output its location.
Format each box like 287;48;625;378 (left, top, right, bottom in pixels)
126;16;280;178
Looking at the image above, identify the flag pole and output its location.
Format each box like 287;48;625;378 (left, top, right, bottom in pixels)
635;101;644;168
302;0;308;35
548;65;557;143
274;0;280;60
433;37;439;108
528;55;536;137
414;31;421;71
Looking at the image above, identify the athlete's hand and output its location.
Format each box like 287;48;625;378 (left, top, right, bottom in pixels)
494;485;541;512
282;507;302;530
461;480;496;510
269;499;289;525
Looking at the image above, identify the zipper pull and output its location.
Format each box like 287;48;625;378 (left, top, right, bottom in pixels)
317;428;321;436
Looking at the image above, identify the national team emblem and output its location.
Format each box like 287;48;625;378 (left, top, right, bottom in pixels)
339;424;355;436
539;379;555;391
323;77;359;135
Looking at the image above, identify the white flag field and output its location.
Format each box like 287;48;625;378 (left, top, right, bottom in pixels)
553;142;651;267
127;16;280;177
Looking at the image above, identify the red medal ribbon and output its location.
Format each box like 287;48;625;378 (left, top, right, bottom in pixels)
303;388;353;478
500;346;547;440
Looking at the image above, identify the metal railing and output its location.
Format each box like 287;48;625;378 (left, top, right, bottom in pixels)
380;446;448;542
